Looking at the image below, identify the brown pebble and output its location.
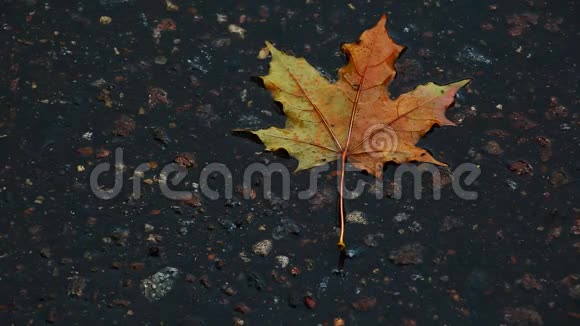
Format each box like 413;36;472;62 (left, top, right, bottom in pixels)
46;309;57;323
483;140;503;155
351;297;377;311
39;247;51;258
234;303;251;314
334;318;345;326
509;160;533;176
304;296;316;309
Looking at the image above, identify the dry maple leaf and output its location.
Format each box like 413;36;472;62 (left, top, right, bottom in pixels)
239;14;470;250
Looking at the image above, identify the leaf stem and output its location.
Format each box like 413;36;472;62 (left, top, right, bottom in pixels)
338;63;368;251
338;151;347;251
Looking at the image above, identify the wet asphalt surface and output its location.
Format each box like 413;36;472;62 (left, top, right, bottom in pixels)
0;0;579;325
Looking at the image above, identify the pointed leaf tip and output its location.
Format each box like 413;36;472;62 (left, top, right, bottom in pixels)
371;14;388;31
456;78;472;87
447;79;471;93
379;14;388;24
264;41;278;53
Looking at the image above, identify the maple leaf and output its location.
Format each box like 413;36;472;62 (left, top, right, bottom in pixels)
240;14;470;249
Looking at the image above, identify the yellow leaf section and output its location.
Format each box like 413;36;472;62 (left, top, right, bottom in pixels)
248;42;351;172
